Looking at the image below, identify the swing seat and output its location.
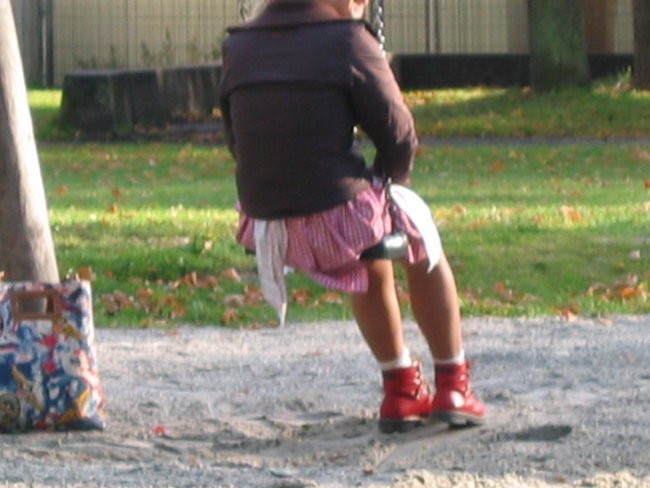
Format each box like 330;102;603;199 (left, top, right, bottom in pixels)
246;231;409;260
359;231;408;260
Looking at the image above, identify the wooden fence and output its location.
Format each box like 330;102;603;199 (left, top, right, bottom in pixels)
12;0;634;87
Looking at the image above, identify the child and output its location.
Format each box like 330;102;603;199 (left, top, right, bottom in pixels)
220;0;485;433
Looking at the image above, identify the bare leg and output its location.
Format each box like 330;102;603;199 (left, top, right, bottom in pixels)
404;252;485;425
349;259;405;363
403;252;462;361
351;259;435;433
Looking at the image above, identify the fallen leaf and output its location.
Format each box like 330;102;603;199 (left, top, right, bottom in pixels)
170;303;186;319
221;267;241;282
161;294;178;306
221;308;238;324
102;300;119;315
101;291;133;314
493;281;507;294
199;274;220;289
461;288;479;306
292;288;311;305
557;306;579;321
135;288;153;310
77;266;95;281
320;291;344;304
179;272;198;287
617;287;639;299
242;322;263;330
201;240;214;252
243;285;264;304
453;204;467;216
615;274;639;288
489;160;506;175
136;288;153;299
585;274;646;302
586;282;608;297
223;294;246;307
559;205;581;222
112;290;132;307
532;214;546;225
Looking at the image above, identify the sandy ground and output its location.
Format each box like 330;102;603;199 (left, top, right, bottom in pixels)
0;315;649;487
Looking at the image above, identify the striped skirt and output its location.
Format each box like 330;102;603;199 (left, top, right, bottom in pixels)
236;184;428;293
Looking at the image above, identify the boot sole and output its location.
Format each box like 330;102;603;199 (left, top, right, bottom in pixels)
431;410;485;427
378;416;428;434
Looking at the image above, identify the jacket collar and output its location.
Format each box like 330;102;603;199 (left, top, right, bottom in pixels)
229;0;348;32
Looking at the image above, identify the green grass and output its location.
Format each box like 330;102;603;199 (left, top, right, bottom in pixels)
28;83;650;327
404;82;650;138
414;144;649;317
28;89;70;141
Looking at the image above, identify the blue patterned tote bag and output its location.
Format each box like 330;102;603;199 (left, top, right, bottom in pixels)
0;280;106;432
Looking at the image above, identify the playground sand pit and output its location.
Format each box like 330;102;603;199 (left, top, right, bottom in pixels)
0;315;648;487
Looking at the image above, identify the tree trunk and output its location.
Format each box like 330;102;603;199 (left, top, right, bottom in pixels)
633;0;650;89
582;0;617;53
527;0;590;92
0;0;59;282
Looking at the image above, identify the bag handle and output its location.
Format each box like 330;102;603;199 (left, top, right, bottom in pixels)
10;289;62;321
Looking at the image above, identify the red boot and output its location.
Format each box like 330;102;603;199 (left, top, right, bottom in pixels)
379;362;434;433
431;361;485;427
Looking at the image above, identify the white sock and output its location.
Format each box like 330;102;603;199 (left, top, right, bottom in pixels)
379;347;412;371
435;349;465;366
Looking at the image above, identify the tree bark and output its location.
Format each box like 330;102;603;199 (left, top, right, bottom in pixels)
582;0;617;53
527;0;590;92
0;0;59;282
633;0;650;89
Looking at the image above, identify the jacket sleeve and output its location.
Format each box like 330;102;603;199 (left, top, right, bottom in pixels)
348;25;418;184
